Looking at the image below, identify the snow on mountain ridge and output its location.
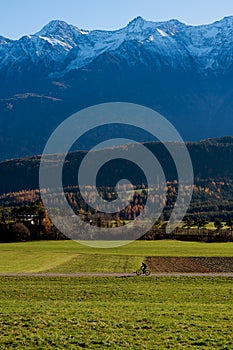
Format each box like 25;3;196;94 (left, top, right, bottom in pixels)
35;20;88;52
36;20;83;37
59;18;191;73
0;16;233;75
180;16;233;69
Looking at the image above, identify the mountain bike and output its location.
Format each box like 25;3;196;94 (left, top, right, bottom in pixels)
136;267;150;276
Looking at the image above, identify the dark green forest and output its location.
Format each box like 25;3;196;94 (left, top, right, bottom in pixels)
0;136;233;194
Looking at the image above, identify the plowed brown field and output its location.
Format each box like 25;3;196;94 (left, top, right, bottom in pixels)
147;257;233;273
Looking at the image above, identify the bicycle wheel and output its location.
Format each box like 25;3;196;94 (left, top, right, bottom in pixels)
145;270;150;276
136;269;142;276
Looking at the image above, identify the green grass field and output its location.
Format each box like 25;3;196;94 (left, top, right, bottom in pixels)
0;240;233;349
1;240;233;273
0;276;232;349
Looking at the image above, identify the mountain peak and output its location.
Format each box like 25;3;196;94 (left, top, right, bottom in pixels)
127;16;185;33
129;16;145;24
36;20;80;37
165;19;184;26
127;16;147;31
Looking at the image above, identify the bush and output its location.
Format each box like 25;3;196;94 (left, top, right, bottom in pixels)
11;223;30;242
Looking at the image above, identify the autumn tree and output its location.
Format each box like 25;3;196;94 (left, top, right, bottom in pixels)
41;210;52;235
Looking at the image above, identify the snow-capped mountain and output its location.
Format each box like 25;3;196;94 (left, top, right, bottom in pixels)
1;16;233;76
0;16;233;161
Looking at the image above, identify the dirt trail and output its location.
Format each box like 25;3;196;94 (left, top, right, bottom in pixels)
0;272;233;277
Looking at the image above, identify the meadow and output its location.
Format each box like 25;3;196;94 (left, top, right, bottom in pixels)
0;240;233;349
0;276;232;349
1;240;233;273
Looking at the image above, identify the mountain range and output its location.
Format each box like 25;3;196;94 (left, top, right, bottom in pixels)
0;16;233;160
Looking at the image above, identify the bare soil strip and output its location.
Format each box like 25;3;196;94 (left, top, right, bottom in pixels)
147;257;233;273
0;272;233;277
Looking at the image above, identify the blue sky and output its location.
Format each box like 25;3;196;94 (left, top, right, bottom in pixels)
1;0;233;39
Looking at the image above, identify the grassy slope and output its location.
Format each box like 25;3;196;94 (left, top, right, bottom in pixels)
1;240;233;273
0;276;232;349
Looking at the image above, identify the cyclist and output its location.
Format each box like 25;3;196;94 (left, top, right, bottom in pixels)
141;262;148;274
